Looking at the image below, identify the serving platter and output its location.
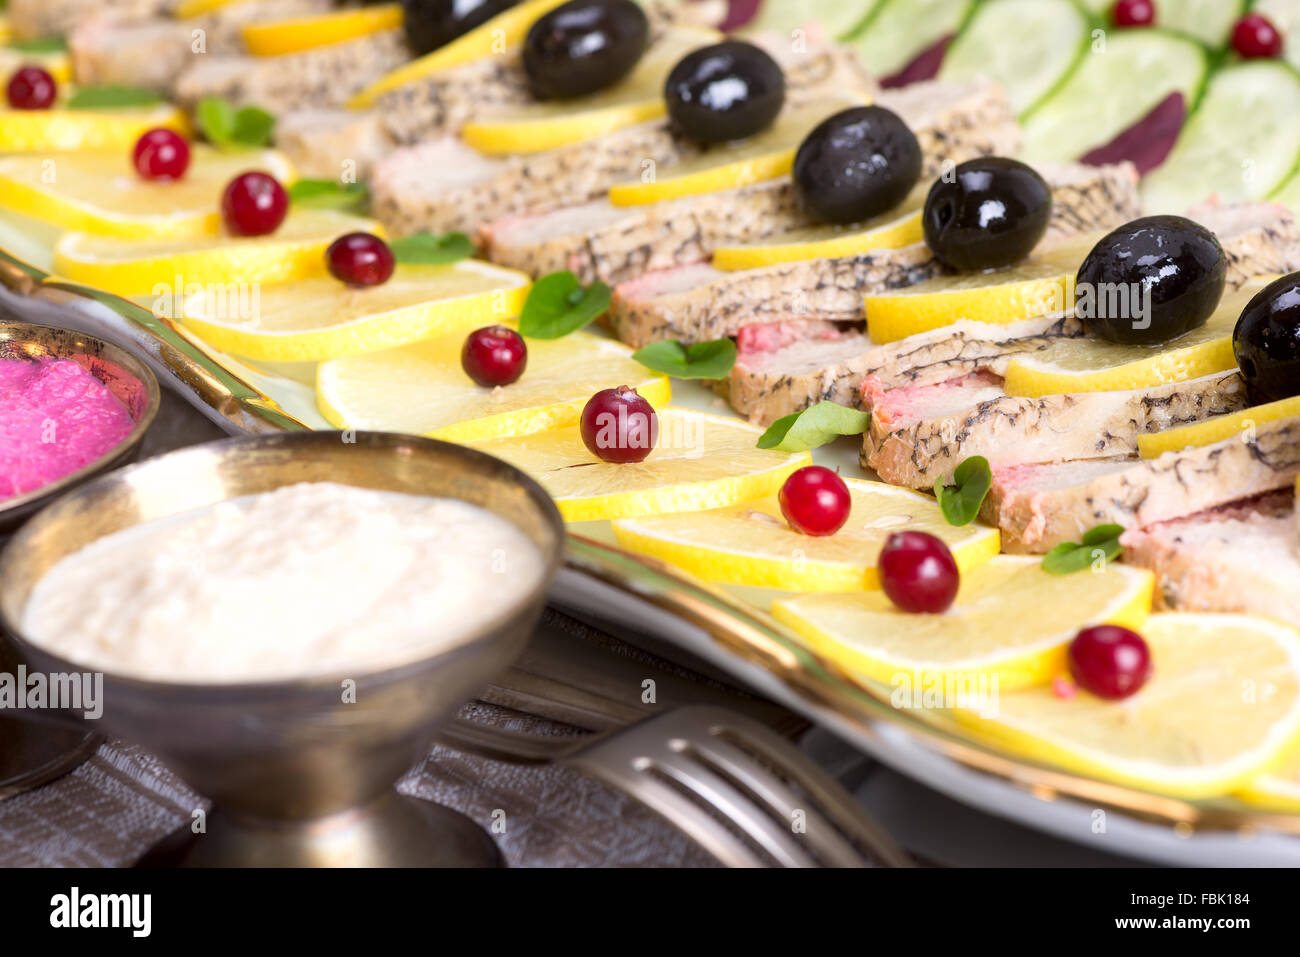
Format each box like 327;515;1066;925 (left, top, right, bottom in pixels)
2;230;1297;867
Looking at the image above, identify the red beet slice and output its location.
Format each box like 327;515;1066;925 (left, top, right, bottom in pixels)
880;34;952;89
1079;91;1186;175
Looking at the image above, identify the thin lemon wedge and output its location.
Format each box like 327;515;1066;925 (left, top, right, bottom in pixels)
711;186;926;271
959;614;1300;799
54;209;382;296
175;261;530;362
242;3;404;56
460;26;718;155
612;479;999;591
1136;397;1300;458
174;0;247;16
0;147;293;239
0;47;72;84
0;100;187;153
607;96;869;207
773;556;1153;693
863;235;1097;344
349;0;567;108
1002;282;1264;397
316;323;671;442
464;408;810;522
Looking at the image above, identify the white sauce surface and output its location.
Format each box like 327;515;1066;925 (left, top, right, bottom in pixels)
22;482;546;683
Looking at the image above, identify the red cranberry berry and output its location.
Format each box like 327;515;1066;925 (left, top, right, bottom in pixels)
580;386;658;464
778;466;851;536
220;171;288;237
6;65;56;110
461;325;527;387
326;232;395;287
1068;624;1152;700
1233;13;1284;59
1112;0;1155;27
132;128;191;181
878;531;960;614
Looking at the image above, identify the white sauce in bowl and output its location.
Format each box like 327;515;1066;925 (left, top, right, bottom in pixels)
21;482;547;683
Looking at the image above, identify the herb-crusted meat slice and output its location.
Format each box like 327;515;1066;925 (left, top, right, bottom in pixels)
604;162;1138;348
7;0;165;41
1120;495;1300;623
722;202;1300;426
68;1;333;93
172;29;409;114
478;78;1020;282
982;415;1300;553
863;371;1247;488
374;43;877;239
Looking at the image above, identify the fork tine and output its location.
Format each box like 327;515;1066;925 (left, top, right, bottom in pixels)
566;735;820;867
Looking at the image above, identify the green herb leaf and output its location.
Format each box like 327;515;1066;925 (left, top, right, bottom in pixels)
388;231;474;265
632;338;736;379
195;96;275;148
7;37;67;53
287;178;370;210
65;85;164;110
1041;523;1125;575
756;401;870;452
933;456;993;527
230;105;274;145
518;270;611;339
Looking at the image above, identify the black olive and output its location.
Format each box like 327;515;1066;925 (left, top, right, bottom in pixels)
1076;215;1227;346
403;0;518;57
1233;272;1300;404
664;40;785;144
792;106;921;225
922;157;1052;271
523;0;649;100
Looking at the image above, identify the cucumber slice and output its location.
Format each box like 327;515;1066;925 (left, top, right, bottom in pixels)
744;0;880;42
1020;29;1208;164
939;0;1090;116
845;0;974;79
1158;0;1248;47
1143;60;1300;213
1253;0;1300;71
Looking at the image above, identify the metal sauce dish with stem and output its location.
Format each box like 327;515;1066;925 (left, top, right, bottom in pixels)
0;431;565;867
0;319;160;532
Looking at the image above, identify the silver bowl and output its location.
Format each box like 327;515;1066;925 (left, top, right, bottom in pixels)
0;320;160;532
0;432;565;866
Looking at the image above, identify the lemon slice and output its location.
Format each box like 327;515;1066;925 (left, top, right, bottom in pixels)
773;556;1153;693
54;209;381;296
1237;747;1300;812
464;408;810;522
611;479;1000;591
0;101;187;153
0;47;72;84
1002;283;1262;397
460;27;719;155
711;190;925;271
0;147;293;239
316;323;671;442
608;96;869;207
960;614;1300;798
349;0;567;108
0;17;11;44
176;261;530;362
864;235;1097;344
242;3;404;56
1136;397;1300;459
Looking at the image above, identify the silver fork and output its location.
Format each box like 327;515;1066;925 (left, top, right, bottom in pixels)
437;705;912;868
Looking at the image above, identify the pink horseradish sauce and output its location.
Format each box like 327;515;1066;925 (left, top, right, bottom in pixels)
0;357;136;501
